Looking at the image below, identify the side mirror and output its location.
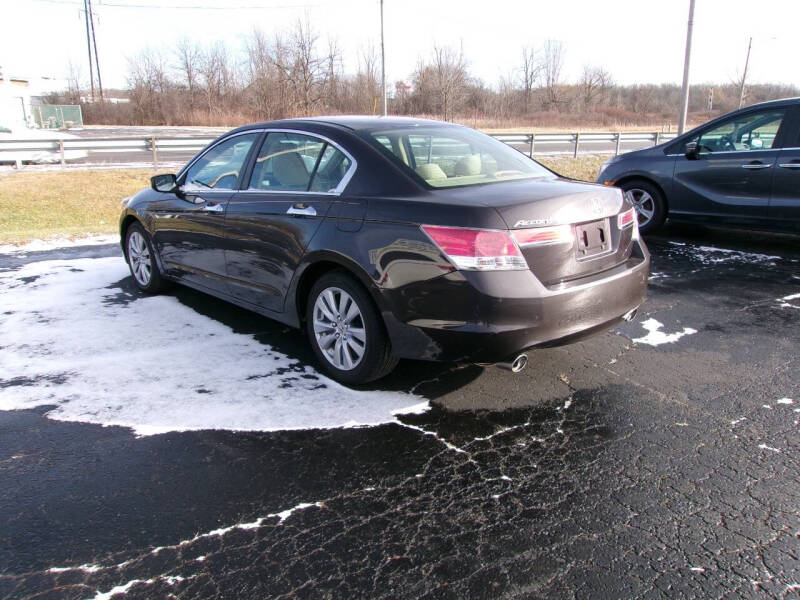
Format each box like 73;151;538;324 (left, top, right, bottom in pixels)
684;141;699;160
750;138;764;150
151;173;177;193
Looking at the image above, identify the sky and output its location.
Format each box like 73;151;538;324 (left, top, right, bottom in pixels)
2;0;799;91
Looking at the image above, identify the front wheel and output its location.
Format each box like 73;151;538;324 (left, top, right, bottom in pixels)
306;271;398;384
125;223;168;293
620;180;667;234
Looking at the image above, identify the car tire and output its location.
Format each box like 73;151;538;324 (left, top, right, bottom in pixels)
125;222;168;294
620;179;667;234
306;270;398;384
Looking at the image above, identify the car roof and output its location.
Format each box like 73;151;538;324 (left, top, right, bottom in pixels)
739;96;800;110
231;115;460;134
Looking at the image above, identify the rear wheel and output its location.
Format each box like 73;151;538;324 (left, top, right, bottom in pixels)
125;223;168;293
306;271;398;384
620;179;666;234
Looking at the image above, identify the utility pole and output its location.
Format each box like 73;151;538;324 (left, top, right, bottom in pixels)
380;0;387;116
88;0;103;101
738;37;752;109
678;0;695;135
83;0;95;102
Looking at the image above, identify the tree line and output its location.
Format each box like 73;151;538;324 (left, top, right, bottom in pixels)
59;19;799;129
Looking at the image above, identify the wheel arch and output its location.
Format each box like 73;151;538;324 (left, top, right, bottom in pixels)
289;251;387;329
119;213;142;259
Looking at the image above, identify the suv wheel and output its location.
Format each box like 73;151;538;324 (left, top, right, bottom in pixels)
620;180;666;234
306;271;398;384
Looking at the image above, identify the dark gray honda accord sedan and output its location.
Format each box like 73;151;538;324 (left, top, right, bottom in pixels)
120;117;649;383
598;97;800;234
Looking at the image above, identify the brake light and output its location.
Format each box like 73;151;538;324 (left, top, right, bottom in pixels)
421;225;528;271
618;208;636;229
511;225;573;247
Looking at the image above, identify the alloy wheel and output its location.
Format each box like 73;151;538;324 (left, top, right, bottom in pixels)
312;287;366;371
624;188;656;228
127;231;152;287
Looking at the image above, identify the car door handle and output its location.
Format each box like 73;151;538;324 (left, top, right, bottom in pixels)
742;162;773;169
287;204;317;217
201;203;224;213
777;162;800;169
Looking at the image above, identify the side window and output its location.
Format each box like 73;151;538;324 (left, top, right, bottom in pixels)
308;145;352;192
249;132;352;193
249;132;324;191
692;109;785;154
183;133;258;191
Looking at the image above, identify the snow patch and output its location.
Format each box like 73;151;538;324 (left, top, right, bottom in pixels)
776;398;794;405
632;318;697;346
0;258;426;435
758;444;781;453
0;234;119;255
668;242;781;266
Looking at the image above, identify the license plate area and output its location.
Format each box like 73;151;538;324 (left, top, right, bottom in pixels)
575;219;612;259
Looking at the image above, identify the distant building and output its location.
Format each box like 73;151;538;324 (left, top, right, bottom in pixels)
0;67;65;129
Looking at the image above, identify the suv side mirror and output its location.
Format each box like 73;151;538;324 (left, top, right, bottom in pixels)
151;173;177;193
684;141;699;160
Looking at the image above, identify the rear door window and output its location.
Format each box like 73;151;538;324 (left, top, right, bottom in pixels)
249;132;352;193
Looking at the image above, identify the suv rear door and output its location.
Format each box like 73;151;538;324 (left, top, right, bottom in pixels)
671;107;788;222
768;105;800;229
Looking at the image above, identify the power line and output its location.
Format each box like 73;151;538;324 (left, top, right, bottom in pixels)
32;0;319;9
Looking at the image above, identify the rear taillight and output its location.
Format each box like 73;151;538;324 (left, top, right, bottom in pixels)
511;225;573;247
421;225;528;271
618;208;636;229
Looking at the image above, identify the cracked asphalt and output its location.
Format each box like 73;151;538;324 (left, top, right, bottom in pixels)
1;225;799;599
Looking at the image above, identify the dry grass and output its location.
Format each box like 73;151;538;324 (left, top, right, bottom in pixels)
0;169;155;244
0;158;604;244
538;155;607;182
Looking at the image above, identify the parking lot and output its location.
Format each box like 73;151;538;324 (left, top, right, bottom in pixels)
1;226;798;599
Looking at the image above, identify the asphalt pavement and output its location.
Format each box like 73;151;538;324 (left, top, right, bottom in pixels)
0;225;798;599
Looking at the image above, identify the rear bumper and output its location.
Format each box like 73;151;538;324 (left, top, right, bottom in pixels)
383;238;650;363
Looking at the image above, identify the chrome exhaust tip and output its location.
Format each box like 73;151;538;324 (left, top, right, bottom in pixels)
496;354;528;373
622;308;638;322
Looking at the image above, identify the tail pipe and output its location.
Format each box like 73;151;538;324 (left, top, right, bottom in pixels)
622;307;638;322
496;353;528;373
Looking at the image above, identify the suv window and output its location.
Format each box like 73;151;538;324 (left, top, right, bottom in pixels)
183;133;258;191
249;132;352;193
691;109;785;153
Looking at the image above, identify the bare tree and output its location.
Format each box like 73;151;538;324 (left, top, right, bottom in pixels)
411;45;468;120
65;60;84;104
174;38;202;114
520;46;542;111
542;39;565;109
580;65;613;108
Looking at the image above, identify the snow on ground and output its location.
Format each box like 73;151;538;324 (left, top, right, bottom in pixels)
776;292;800;309
0;257;426;435
0;234;120;255
632;318;697;346
667;242;781;266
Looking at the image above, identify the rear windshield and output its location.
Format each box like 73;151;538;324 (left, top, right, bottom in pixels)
361;126;556;188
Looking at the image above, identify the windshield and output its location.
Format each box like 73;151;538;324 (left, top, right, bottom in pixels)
362;126;556;188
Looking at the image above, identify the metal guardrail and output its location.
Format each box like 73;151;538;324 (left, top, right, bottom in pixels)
487;131;678;157
0;131;679;169
0;136;215;168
